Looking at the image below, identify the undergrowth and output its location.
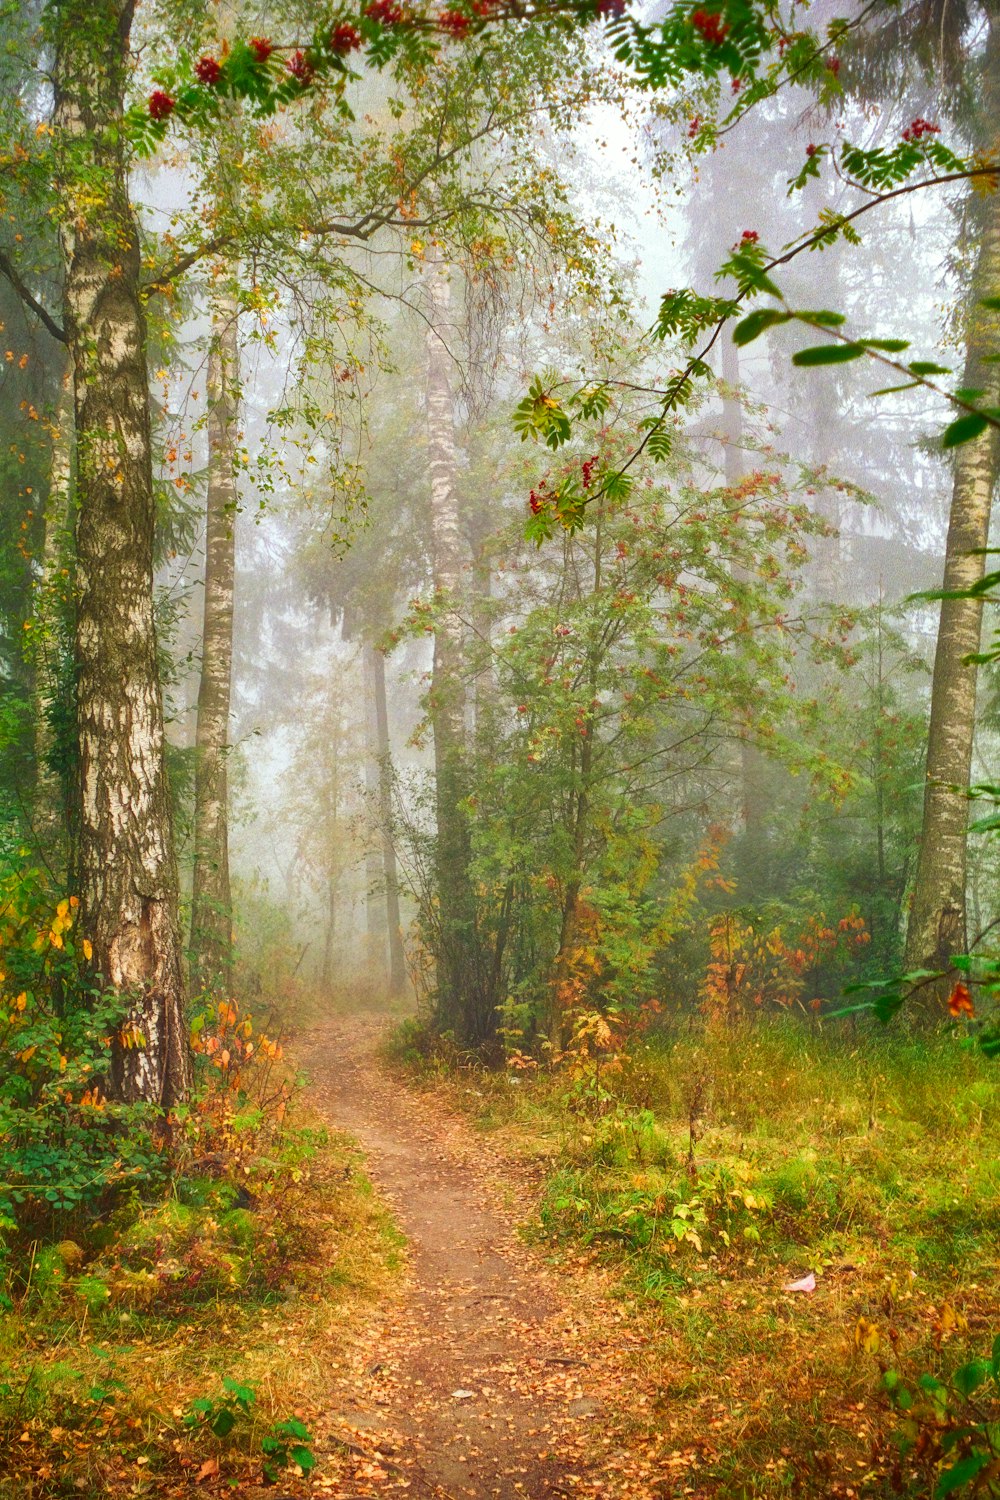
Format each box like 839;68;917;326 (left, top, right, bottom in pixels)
389;1014;1000;1498
0;867;404;1497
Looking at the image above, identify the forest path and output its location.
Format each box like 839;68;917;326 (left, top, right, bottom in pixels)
297;1013;632;1500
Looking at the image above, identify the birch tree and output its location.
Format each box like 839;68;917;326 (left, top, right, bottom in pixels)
52;0;190;1105
191;285;239;990
903;7;1000;994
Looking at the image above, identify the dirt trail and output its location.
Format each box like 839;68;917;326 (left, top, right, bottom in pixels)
298;1014;625;1500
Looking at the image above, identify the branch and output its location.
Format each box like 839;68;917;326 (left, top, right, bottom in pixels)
0;249;67;344
575;163;1000;510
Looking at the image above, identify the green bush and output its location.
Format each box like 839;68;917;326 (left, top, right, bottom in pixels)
0;860;167;1279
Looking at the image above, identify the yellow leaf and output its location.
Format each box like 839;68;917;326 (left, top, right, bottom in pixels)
854;1317;881;1354
972;153;999;196
82;939;93;962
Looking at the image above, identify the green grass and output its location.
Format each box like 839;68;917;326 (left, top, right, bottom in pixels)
400;1016;1000;1497
0;1120;404;1499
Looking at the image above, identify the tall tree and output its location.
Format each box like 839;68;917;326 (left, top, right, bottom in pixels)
53;0;190;1105
902;5;1000;991
191;284;239;990
365;642;407;994
30;363;74;868
425;256;485;1043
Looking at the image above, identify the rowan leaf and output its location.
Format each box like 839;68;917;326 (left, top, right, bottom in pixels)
792;343;865;365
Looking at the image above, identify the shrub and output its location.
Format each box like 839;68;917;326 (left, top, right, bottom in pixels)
0;860;166;1274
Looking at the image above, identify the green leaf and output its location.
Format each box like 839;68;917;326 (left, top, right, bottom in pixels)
953;1359;990;1397
870;382;920;397
792;343;865;366
935;1452;991;1497
276;1418;311;1440
980;296;1000;310
859;338;910;352
732;309;791;346
223;1377;256;1407
942;413;989;449
798;309;847;327
908;361;952;376
211;1408;236;1438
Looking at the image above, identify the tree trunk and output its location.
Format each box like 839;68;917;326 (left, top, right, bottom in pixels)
368;643;407;995
32;363;74;870
53;0;190;1106
549;522;601;1052
363;648;386;977
720;339;767;844
322;878;337;990
191;291;238;991
425;258;482;1042
904;67;1000;1000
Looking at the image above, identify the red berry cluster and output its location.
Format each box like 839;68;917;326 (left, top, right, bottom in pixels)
902;116;940;141
581;456;598;489
195;55;223;85
287;48;315;82
826;54;839;74
529;487;546;515
249;36;273;62
331;20;363;50
805;142;818;156
691;9;729;44
740;229;758;244
688;114;701;137
366;0;405;23
731;74;742;91
148;89;176;120
596;0;626;16
439;9;471;34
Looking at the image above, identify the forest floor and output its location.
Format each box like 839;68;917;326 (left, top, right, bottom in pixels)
4;1008;996;1498
298;1012;646;1499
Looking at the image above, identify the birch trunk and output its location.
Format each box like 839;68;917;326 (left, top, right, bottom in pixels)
904;29;1000;999
191;293;238;990
426;259;482;1041
54;0;190;1106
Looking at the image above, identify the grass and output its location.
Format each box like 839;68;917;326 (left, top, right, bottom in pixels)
0;1110;404;1498
391;1015;1000;1498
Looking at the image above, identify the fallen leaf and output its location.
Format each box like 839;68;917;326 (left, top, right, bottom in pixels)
196;1457;220;1482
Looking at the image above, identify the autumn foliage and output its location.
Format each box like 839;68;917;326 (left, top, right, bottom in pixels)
702;909;870;1023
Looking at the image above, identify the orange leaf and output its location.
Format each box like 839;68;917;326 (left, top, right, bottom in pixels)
948;981;975;1018
196;1457;220;1483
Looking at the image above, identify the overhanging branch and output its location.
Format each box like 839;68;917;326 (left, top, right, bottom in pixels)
0;249;67;344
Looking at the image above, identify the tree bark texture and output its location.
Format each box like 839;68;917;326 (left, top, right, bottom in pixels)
904;18;1000;996
425;259;485;1043
363;647;386;974
369;643;407;995
32;363;75;869
191;293;238;991
54;0;190;1105
720;339;768;844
